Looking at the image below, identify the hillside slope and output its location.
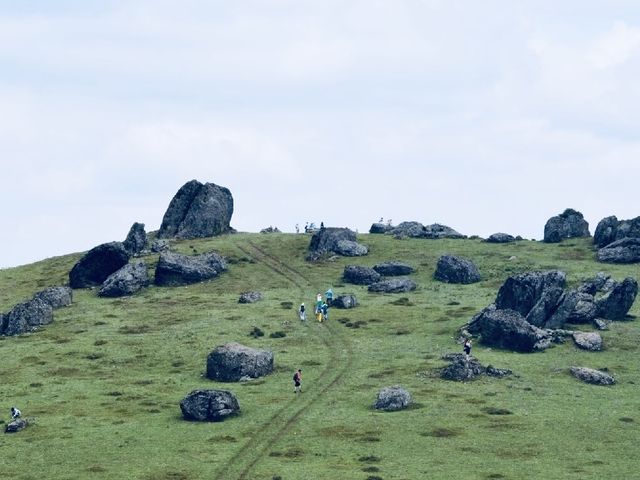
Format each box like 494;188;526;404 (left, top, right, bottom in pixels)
0;233;638;480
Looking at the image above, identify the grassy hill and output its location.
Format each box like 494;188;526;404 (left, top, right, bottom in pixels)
0;233;638;480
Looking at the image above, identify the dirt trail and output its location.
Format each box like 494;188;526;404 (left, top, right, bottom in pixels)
213;240;353;480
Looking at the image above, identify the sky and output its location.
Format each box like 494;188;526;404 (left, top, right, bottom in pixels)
1;0;639;268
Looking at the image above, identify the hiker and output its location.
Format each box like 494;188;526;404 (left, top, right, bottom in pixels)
320;222;325;230
10;407;21;420
321;302;329;322
463;338;472;359
315;294;323;322
299;303;306;321
325;288;333;306
295;223;300;234
293;369;302;394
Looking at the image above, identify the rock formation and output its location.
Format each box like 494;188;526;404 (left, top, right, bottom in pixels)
342;265;381;285
593;215;640;248
597;238;640;264
543;208;590;243
32;286;73;309
308;228;368;260
69;242;130;288
368;278;417;293
98;261;149;297
332;294;358;309
180;389;240;421
158;180;234;239
434;255;481;284
1;298;53;336
206;343;274;382
373;386;412;411
440;353;511;381
154;251;227;286
572;331;603;351
389;221;464;239
123;222;147;256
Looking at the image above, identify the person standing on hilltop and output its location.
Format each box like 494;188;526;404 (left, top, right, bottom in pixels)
293;369;302;394
463;338;472;359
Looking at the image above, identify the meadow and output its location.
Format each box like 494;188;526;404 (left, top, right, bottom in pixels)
0;233;638;480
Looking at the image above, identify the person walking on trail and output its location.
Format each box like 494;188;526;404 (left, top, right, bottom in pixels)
321;302;329;322
10;407;21;420
325;288;334;306
463;338;472;359
299;303;306;321
293;369;302;394
315;294;323;322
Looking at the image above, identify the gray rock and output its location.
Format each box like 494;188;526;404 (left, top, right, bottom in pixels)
308;228;367;258
544;290;580;329
206;343;274;382
594;215;640;248
369;223;393;234
69;242;130;289
238;291;263;304
343;265;381;285
595;277;638;320
180;389;240;421
368;278;417;293
388;221;464;239
495;270;566;317
335;239;369;257
543;208;590;243
332;294;358;309
570;367;615;386
579;272;614;295
434;255;481;284
123;222;147;256
572;331;603;351
32;286;73;309
597;238;640;264
440;353;512;381
1;298;53;336
373;261;415;276
150;239;170;253
485;233;516;243
593;318;609;330
373;386;412;411
525;287;564;328
158;180;234;239
5;418;29;433
422;223;465;239
154;251;227;286
99;261;149;297
567;292;598;324
467;306;551;352
260;226;280;233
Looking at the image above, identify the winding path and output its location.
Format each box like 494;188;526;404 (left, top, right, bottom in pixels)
213;239;353;480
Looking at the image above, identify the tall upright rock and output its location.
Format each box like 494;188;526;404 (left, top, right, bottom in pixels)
543;208;590;243
157;180;234;239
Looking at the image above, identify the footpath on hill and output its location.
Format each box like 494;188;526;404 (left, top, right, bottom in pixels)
213;239;353;480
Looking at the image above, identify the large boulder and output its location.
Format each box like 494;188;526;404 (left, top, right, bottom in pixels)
69;242;130;289
206;343;274;382
98;261;149;297
368;278;417;293
543;208;590;243
434;255;481;284
595;277;638;320
373;261;415;276
32;286;73;309
157;180;234;239
1;298;53;336
495;271;566;317
154;251;227;286
180;389;240;421
593;215;640;248
369;223;393;234
343;265;381;285
467;306;551;352
572;332;603;351
308;228;367;258
123;222;147;256
485;233;516;243
597;238;640;264
332;294;358;309
422;223;465;239
373;386;412;411
388;221;464;239
570;367;615;386
440;353;512;381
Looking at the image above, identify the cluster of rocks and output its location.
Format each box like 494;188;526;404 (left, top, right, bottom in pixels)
594;215;640;263
465;270;637;352
5;418;29;433
307;227;368;261
260;226;280;234
440;353;512;381
434;255;481;284
380;221;465;239
543;208;590;243
158;180;234;239
1;286;72;336
342;261;417;293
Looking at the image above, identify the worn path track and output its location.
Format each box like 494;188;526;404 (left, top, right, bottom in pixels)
213;240;353;480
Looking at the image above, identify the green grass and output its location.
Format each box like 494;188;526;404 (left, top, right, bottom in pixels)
0;234;638;479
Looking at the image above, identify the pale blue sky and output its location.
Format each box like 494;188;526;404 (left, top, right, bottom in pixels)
1;1;639;267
